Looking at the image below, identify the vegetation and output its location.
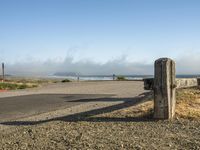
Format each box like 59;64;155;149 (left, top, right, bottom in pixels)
12;79;59;84
0;82;38;90
176;88;200;120
61;79;71;83
116;76;127;81
0;77;66;90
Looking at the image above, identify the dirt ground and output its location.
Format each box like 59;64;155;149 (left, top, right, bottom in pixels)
0;81;199;150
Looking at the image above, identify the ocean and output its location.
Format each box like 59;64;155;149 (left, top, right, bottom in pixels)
48;74;200;81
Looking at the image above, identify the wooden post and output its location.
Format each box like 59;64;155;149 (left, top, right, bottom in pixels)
2;63;4;82
154;58;176;119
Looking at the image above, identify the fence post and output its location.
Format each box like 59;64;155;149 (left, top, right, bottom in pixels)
154;58;176;119
2;63;4;82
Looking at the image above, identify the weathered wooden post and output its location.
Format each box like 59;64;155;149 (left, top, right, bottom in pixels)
2;63;4;82
154;58;176;119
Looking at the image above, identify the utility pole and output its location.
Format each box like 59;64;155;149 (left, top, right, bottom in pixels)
2;63;4;82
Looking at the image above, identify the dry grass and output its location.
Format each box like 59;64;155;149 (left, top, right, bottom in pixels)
176;88;200;120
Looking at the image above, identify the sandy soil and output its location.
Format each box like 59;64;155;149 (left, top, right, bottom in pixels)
0;81;199;150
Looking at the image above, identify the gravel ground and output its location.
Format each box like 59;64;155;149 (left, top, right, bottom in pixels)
0;102;199;150
0;81;199;150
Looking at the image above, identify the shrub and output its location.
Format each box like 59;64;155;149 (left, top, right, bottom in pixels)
116;76;127;81
18;84;28;89
61;79;71;83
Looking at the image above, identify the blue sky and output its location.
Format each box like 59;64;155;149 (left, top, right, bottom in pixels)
0;0;200;75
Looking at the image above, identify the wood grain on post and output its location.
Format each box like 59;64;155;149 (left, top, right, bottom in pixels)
154;58;176;119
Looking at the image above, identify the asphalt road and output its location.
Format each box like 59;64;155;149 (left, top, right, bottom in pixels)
0;94;112;121
0;81;145;122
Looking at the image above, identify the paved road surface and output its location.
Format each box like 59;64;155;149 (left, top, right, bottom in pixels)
0;81;145;121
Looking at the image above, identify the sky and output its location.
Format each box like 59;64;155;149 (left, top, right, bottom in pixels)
1;0;200;76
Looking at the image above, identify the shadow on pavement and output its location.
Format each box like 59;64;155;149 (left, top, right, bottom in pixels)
1;91;153;126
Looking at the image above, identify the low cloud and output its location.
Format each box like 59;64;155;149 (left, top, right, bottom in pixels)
5;56;153;76
176;53;200;74
4;53;200;76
